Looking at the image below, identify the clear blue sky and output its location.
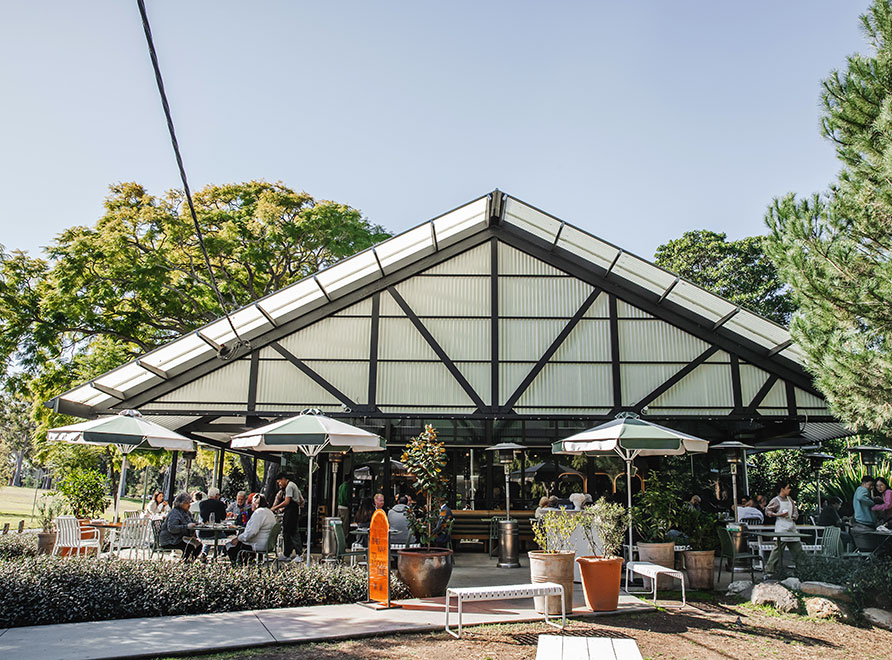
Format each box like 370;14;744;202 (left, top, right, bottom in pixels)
0;1;873;261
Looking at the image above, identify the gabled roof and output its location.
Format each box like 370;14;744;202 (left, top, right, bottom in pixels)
48;190;827;429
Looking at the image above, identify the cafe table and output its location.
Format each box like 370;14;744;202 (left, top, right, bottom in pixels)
193;522;242;559
82;520;123;555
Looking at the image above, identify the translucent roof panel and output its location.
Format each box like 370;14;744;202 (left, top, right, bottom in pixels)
612;252;677;294
780;343;806;365
315;249;380;297
432;198;488;247
259;277;327;322
665;279;737;324
723;312;791;352
556;224;619;271
375;223;435;275
140;333;213;374
200;304;269;347
64;383;113;406
94;362;154;394
503;198;562;244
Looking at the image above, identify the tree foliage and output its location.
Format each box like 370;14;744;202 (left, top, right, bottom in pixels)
765;1;892;431
654;230;793;325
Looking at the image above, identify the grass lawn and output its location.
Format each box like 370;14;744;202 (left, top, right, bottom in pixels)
0;485;144;529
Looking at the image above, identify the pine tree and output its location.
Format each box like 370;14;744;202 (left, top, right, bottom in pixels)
766;0;892;431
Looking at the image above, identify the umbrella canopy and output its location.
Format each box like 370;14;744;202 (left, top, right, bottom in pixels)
231;410;384;564
48;410;193;521
353;459;410;480
508;462;582;480
552;414;709;557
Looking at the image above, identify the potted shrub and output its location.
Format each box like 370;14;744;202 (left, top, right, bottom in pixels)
676;507;719;590
398;425;455;598
57;468;110;519
631;474;681;588
529;509;578;615
575;498;628;611
36;495;62;555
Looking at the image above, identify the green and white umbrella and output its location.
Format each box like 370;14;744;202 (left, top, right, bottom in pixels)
48;410;193;521
552;413;709;555
231;410;384;564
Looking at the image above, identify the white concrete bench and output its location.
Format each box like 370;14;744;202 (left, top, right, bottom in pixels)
625;561;686;608
445;582;566;638
536;635;643;660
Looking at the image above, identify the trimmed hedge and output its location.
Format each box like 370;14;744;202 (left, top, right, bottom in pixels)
0;533;38;559
797;555;892;612
0;557;410;628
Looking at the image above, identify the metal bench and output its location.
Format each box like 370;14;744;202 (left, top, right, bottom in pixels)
536;634;643;660
625;561;686;608
445;582;566;638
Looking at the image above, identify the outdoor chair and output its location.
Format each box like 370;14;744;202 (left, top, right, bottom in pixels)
122;510;142;520
149;518;181;561
820;526;843;557
717;526;757;584
114;517;152;560
847;529;881;557
237;521;282;570
326;519;366;566
52;515;101;557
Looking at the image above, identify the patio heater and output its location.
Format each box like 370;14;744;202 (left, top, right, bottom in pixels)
711;441;753;517
804;452;834;510
486;442;524;569
848;445;890;470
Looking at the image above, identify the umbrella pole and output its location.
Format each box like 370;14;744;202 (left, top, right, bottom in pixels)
626;458;633;562
306;455;314;565
115;454;129;523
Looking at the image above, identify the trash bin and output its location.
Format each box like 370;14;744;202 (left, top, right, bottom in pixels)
322;517;340;558
497;519;521;568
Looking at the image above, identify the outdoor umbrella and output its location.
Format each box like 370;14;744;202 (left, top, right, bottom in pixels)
508;462;582;481
47;409;194;521
230;410;384;564
552;413;709;556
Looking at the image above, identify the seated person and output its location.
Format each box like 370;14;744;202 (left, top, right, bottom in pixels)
431;502;454;548
872;477;892;522
226;494;276;564
736;495;765;523
853;475;877;531
227;491;251;525
158;493;201;561
354;497;375;548
569;492;587;511
534;496;551;518
190;491;204;519
819;496;854;548
198;487;229;557
387;495;411;545
145;491;170;519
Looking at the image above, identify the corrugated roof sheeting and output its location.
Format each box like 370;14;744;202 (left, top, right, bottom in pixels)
557;224;618;271
500;363;535;403
739;364;772;404
423;243;489;276
378;318;440;360
647;408;734;416
613;252;677;294
759;379;788;408
618;319;711;362
802;422;852;442
432;197;489;247
303;360;369;405
665;280;737;324
376;362;476;406
794;387;829;411
94;361;155;395
517;363;613;408
333;299;373;316
651;363;734;408
499;277;594;317
583;295;611;319
256;360;341;407
500;319;569;361
724;313;790;351
454;362;491;405
376;223;435;275
498;243;566;276
140;401;246;411
552;320;612;362
394;276;489;316
155;359;250;404
259;277;326;323
276;317;370;360
517;408;613;416
503;197;562;243
315;249;380;296
424;319;490;360
141;415;201;431
616;300;654;319
620;363;685;406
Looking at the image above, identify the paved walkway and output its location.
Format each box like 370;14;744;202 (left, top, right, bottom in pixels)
0;554;656;660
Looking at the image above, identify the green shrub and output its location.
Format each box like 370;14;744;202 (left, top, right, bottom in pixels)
0;557;411;627
56;469;110;519
0;534;39;559
797;555;892;613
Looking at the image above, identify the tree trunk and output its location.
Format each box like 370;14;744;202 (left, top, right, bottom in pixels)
239;454;259;491
262;460;280;502
11;449;24;487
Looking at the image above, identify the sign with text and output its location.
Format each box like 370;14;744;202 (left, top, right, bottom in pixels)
368;509;390;606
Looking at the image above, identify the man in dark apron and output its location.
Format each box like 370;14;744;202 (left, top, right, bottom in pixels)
271;473;304;561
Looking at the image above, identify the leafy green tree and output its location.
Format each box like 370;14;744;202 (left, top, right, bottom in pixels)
765;1;892;431
654;230;793;325
0;391;35;485
56;468;110;518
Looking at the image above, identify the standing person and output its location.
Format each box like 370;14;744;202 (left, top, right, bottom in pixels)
853;475;877;531
337;479;351;529
764;482;806;577
158;493;201;561
270;473;304;562
226;494;276;564
872;477;892;522
145;491;170;519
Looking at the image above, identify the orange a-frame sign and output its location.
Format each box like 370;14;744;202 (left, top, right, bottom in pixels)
367;509;393;607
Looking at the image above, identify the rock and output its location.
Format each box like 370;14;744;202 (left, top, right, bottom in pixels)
800;581;851;602
864;608;892;630
726;580;754;599
780;577;801;591
751;582;799;613
805;597;844;620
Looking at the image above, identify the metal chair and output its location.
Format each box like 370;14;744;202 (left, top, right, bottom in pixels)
820;526;843;557
237;521;282;570
114;517;152;560
122;510;142;520
149;518;181;560
717;526;757;584
327;519;366;565
52;516;101;557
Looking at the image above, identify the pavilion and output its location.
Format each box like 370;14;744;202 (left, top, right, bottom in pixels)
47;190;849;509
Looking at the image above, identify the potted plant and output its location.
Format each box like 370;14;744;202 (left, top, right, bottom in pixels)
676;507;719;590
36;495;62;555
529;509;578;615
398;425;455;598
575;498;628;611
631;473;681;588
56;468;110;519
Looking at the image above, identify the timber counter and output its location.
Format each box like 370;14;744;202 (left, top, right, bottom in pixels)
450;509;536;552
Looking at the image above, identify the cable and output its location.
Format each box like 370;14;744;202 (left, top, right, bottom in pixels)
136;0;246;357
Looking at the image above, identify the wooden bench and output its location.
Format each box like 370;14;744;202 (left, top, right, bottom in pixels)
626;561;686;608
536;635;643;660
445;582;566;638
450;510;535;552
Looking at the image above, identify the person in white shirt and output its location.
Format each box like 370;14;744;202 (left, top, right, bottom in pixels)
226;494;277;564
145;491;171;519
736;495;765;523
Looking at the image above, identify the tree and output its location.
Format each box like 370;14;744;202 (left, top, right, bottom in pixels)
765;1;892;431
0;391;34;485
654;230;793;325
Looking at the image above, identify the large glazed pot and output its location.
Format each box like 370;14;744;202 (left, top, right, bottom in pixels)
682;550;715;590
37;532;56;555
397;547;454;598
529;551;575;615
636;541;676;589
576;556;623;611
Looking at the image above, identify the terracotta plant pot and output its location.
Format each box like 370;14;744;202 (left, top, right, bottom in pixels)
37;532;56;555
682;550;715;590
397;547;454;598
528;551;575;615
577;556;623;611
636;541;676;589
